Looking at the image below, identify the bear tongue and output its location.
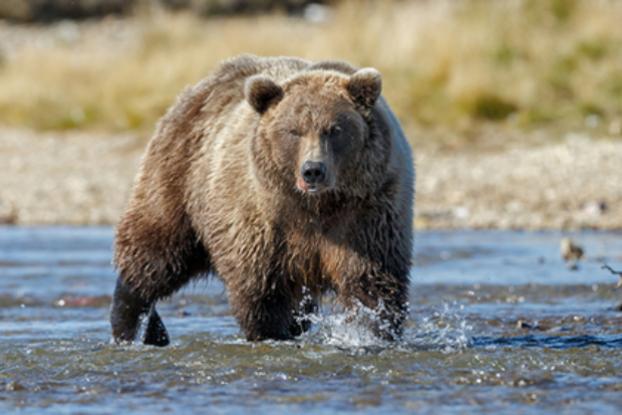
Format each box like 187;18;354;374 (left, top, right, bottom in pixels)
296;177;309;192
296;177;322;194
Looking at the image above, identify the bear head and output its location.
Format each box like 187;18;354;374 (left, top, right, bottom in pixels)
245;67;390;201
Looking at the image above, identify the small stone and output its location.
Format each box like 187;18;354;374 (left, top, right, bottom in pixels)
5;381;26;392
453;206;470;220
0;199;18;225
560;238;584;263
583;200;608;216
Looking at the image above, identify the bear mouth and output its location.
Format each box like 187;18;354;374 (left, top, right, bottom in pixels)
296;177;327;195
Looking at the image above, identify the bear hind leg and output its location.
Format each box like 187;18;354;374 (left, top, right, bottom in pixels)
111;217;210;346
110;278;171;346
143;307;170;346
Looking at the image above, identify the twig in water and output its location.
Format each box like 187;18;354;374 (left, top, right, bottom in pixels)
602;264;622;288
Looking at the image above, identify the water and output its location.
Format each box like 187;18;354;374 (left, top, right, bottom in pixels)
1;227;622;414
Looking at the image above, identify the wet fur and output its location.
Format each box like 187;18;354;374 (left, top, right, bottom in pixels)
110;55;415;345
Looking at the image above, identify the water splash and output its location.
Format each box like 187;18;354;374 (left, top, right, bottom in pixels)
299;301;390;350
295;295;472;352
406;302;473;352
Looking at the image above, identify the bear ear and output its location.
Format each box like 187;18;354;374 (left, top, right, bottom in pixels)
346;68;382;109
244;75;284;114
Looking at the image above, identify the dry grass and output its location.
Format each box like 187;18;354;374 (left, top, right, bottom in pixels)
0;0;621;143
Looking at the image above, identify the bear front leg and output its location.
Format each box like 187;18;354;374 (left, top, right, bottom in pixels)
339;267;409;341
330;206;413;341
333;251;409;341
229;283;298;341
289;295;318;337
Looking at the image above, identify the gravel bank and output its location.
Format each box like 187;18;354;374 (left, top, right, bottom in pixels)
1;128;620;229
416;135;621;229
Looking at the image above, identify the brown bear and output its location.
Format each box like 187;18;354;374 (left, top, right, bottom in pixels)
110;55;414;346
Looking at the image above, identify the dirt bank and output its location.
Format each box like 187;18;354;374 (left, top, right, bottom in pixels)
1;128;620;229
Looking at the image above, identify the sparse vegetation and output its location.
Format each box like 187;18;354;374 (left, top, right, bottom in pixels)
0;0;620;142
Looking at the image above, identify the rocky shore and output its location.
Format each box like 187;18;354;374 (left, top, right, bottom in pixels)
1;128;620;229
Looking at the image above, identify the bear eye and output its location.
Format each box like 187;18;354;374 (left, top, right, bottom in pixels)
288;128;302;137
327;125;342;137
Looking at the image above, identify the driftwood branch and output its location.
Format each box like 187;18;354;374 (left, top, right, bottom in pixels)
602;264;622;276
602;264;622;288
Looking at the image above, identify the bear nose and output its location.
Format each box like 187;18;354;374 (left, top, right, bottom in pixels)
301;161;326;185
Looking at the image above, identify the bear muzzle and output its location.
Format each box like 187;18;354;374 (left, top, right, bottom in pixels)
297;160;332;194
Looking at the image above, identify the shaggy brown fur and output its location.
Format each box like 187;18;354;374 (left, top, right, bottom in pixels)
110;55;415;346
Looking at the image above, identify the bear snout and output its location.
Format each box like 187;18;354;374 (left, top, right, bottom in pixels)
298;160;332;194
301;161;326;184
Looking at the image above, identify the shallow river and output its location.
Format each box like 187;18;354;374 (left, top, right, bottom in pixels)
1;227;622;414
